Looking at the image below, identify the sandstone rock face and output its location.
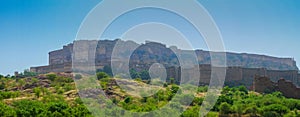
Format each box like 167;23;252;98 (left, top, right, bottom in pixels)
278;79;300;98
30;39;300;87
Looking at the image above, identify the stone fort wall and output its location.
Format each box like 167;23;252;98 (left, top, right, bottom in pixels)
167;65;300;88
30;40;300;87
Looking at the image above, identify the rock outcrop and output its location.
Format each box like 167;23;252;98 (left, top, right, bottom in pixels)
254;76;300;99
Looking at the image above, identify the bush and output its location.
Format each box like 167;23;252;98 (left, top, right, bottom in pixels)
63;84;73;92
57;88;64;95
243;105;259;116
262;104;289;116
46;74;57;81
0;102;16;116
23;69;37;77
237;86;248;94
219;102;232;115
163;83;168;87
181;106;200;117
74;74;82;80
96;72;109;80
197;86;208;93
124;96;131;103
0;82;5;90
171;85;180;94
33;87;41;98
206;112;219;117
13;100;46;117
47;102;69;113
0;91;20;100
192;97;204;106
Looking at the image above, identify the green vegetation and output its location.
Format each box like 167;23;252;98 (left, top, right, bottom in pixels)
0;72;300;117
96;72;109;80
0;73;91;117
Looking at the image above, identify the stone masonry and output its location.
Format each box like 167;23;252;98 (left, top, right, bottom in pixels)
30;39;300;88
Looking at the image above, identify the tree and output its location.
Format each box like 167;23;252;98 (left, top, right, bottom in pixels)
33;87;41;98
181;106;200;117
41;87;48;95
284;99;300;110
124;96;131;103
232;104;243;116
47;102;69;113
17;79;26;90
96;72;109;80
237;86;248;94
262;104;289;116
243;105;259;117
0;80;5;90
23;69;37;77
130;69;140;79
170;78;175;84
271;92;283;98
192;97;204;106
13;100;46;117
219;102;231;115
0;102;16;116
63;84;73;92
221;86;231;94
70;104;91;116
197;86;208;93
140;70;150;80
5;74;11;78
171;85;180;94
217;95;234;105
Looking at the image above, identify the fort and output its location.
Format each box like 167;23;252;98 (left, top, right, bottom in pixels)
30;39;300;88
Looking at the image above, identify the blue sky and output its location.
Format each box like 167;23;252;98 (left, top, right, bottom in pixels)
0;0;299;75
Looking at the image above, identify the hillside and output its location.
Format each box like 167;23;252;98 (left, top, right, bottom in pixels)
1;73;300;116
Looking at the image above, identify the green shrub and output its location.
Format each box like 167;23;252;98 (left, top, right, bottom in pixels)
197;86;208;93
219;102;232;115
46;74;57;81
0;102;16;116
96;72;109;80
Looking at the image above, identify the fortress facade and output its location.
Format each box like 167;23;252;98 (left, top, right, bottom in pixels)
30;39;300;87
